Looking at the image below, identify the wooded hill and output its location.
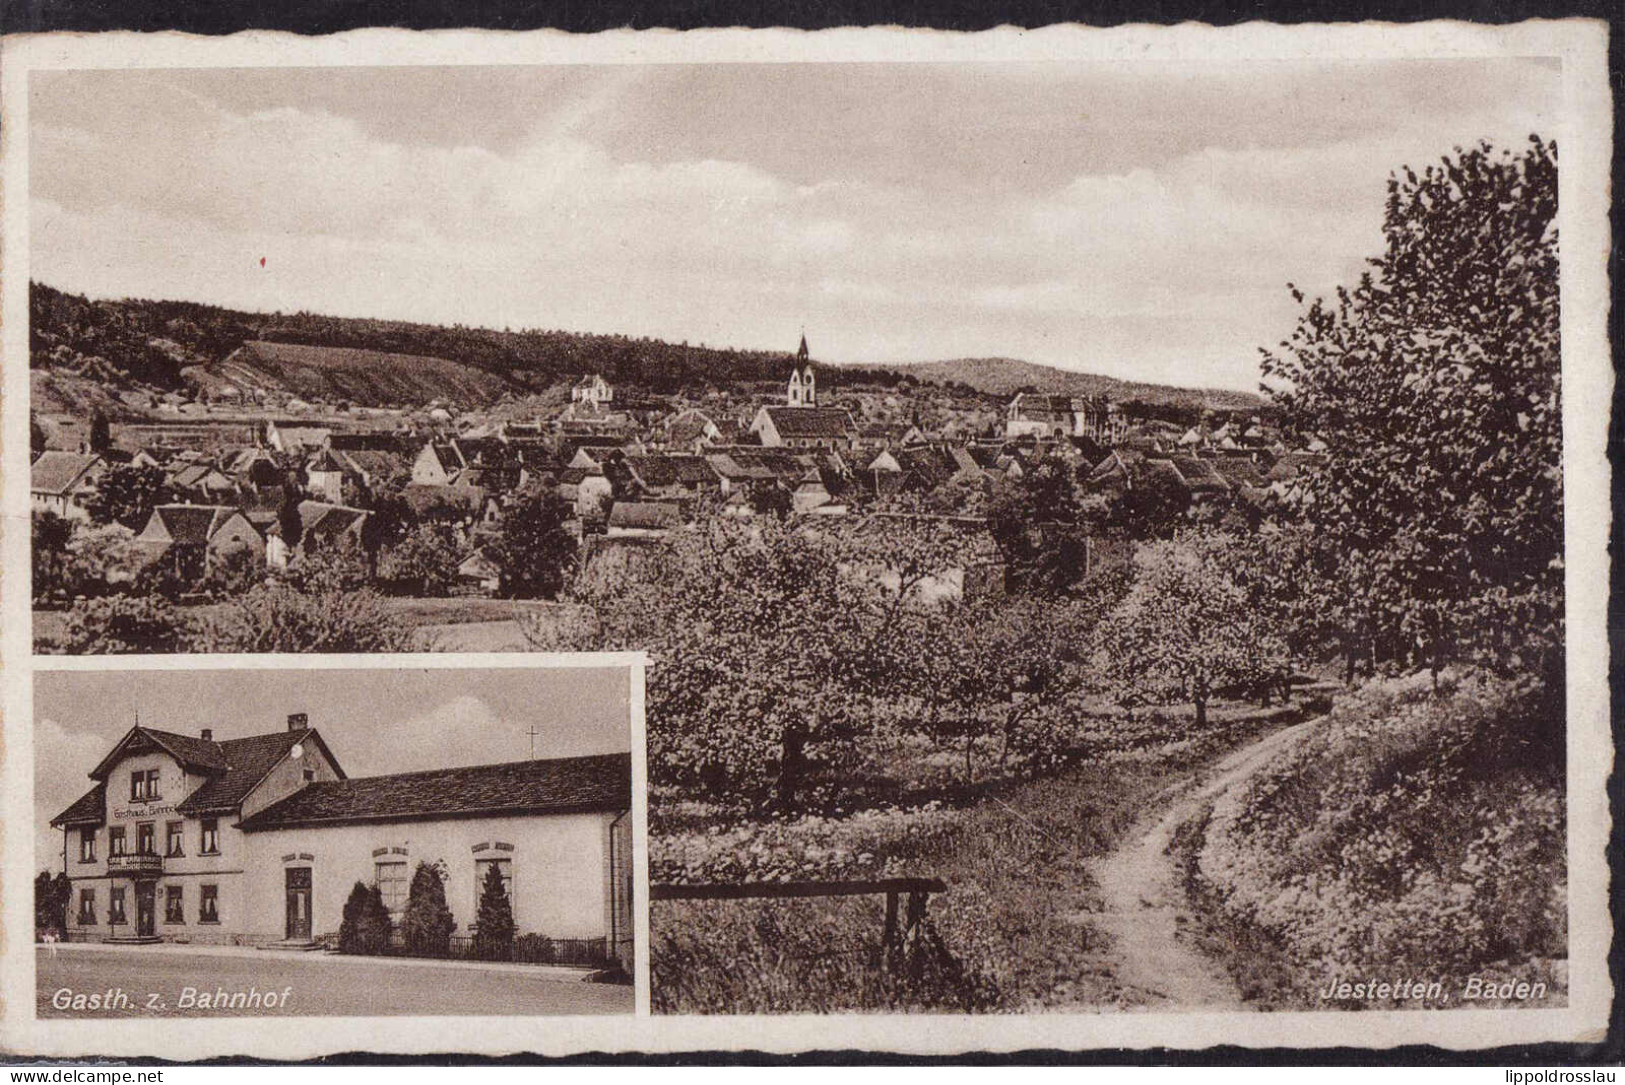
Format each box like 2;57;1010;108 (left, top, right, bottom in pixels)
29;281;1264;414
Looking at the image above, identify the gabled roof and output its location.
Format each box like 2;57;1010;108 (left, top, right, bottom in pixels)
297;500;369;538
307;448;348;473
1210;457;1268;488
178;729;344;815
759;407;855;439
89;726;229;781
238;752;630;831
51;782;108;828
1171;456;1231;494
136;505;251;547
31;451;101;495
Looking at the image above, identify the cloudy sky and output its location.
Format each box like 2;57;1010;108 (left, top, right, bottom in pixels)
30;60;1557;392
34;665;631;868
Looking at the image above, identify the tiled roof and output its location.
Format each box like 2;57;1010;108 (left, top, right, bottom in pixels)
298;500;369;538
608;501;683;530
31;451;100;495
144;504;252;547
51;782;107;827
760;407;854;439
90;726;229;780
1171;456;1231;493
238;752;630;831
1210;457;1268;488
178;730;336;815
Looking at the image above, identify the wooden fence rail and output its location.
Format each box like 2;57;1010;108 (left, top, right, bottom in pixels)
651;878;947;952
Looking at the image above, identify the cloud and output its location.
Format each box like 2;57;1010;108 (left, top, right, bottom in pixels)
29;62;1559;392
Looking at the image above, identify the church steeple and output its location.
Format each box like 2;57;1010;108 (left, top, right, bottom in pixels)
787;331;817;407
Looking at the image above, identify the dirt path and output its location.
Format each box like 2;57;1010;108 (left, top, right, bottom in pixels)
1085;716;1322;1011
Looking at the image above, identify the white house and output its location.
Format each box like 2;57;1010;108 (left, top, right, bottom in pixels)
31;451;105;521
571;374;614;407
51;714;634;969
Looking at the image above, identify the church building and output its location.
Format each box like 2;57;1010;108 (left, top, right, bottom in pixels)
49;714;634;970
750;334;857;452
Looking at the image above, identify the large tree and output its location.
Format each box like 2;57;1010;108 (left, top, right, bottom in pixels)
489;486;578;599
84;464;171;531
1260;138;1561;683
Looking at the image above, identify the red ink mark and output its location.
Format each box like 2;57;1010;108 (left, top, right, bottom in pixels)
259;257;266;267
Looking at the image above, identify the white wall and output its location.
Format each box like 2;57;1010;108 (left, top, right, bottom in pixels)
241;811;615;944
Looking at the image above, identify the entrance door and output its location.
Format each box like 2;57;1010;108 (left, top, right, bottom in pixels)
135;882;156;938
285;867;312;941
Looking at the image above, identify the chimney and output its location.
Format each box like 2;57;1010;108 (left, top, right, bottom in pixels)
200;728;213;741
287;713;308;732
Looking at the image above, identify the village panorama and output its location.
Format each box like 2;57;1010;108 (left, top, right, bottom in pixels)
29;136;1564;1015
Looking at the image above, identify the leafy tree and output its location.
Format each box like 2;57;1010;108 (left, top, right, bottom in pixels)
62;523;148;597
88;409;111;455
489;487;578;599
32;513;75;603
85;465;171;530
60;594;188;654
35;870;71;935
381;522;463;597
196;540;266;599
1102;534;1289;727
746;481;793;518
400;861;456;957
199;579;414;653
1260;138;1561;685
338;882;392;955
583;517;968;810
30;414;46;456
472;862;517;962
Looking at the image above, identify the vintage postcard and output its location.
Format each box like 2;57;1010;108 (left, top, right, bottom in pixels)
0;19;1613;1059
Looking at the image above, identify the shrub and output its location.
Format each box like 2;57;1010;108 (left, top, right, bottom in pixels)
196;582;413;653
60;595;187;654
400;861;455;958
338;882;392;955
513;933;556;965
1194;673;1566;1006
472;862;517;962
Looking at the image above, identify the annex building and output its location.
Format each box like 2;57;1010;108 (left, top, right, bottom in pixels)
50;714;633;969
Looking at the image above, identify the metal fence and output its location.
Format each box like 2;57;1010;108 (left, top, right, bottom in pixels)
380;929;613;968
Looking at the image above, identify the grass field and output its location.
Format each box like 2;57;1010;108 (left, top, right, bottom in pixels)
650;698;1325;1013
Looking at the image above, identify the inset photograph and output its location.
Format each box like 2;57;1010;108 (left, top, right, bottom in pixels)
34;660;637;1017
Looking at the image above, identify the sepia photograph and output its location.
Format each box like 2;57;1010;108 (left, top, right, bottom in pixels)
31;661;637;1017
0;19;1612;1058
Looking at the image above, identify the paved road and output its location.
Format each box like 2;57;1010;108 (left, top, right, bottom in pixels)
37;947;633;1017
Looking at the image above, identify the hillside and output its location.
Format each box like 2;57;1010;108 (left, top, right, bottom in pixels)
30;281;1266;414
883;357;1267;412
193;341;515;407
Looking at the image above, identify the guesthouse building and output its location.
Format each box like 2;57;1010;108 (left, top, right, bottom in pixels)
50;714;634;970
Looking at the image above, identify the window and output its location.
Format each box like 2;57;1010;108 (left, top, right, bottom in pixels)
109;886;126;925
77;888;95;925
303;768;316;783
375;861;407;915
78;829;95;863
199;818;219;855
166;821;184;857
109;826;126;857
199;884;219;923
128;768;161;801
165;885;184;924
473;857;513;918
136;823;156;856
